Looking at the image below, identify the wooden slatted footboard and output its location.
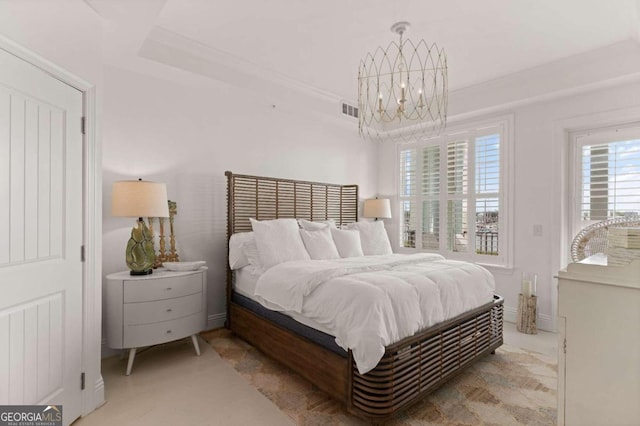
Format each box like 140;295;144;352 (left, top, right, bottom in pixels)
349;295;504;418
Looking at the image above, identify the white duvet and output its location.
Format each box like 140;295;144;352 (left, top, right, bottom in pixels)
253;253;495;374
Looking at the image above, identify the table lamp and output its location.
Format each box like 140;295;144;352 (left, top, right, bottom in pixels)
112;179;169;275
363;198;392;221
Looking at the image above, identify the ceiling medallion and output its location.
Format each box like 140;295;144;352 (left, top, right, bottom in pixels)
358;21;448;142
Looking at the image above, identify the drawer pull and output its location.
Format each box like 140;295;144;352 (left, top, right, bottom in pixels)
166;330;172;334
166;287;172;291
166;308;172;312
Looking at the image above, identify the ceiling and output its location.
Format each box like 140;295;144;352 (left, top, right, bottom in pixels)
90;0;640;101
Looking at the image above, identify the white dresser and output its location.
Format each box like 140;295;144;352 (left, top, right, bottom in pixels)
106;267;208;375
557;256;640;426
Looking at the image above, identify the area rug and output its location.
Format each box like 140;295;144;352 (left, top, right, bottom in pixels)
201;329;557;425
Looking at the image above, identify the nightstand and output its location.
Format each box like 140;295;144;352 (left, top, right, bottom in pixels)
105;267;208;375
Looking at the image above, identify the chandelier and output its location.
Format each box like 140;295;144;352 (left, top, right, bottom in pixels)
358;21;448;142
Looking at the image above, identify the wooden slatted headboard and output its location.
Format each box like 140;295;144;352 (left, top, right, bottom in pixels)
225;171;358;234
224;171;359;325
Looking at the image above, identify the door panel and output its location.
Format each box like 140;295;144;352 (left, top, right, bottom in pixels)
0;47;83;426
1;90;66;264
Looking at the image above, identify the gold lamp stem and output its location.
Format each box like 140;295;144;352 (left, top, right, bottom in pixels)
158;217;166;264
167;200;179;262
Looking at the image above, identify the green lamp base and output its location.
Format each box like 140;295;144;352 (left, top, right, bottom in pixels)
126;218;156;275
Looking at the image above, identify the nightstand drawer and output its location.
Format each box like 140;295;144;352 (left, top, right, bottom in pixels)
123;312;203;348
124;273;202;302
124;293;202;325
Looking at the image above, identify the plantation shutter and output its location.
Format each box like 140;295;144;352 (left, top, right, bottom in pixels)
446;140;468;252
400;149;417;248
447;140;468;195
475;134;500;194
421;146;440;250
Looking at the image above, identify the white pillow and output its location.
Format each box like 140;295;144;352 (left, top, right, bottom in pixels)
345;221;393;256
330;228;364;258
241;238;265;274
299;227;340;260
298;218;337;231
228;232;254;270
250;218;310;269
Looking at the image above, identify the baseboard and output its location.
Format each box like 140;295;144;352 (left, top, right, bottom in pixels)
207;313;226;330
504;306;554;332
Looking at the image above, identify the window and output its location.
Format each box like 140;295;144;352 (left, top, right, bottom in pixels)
398;118;511;266
571;125;640;233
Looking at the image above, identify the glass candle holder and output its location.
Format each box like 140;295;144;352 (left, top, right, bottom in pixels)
521;272;537;297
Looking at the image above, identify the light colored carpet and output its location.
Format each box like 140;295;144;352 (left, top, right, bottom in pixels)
76;337;293;426
202;329;557;425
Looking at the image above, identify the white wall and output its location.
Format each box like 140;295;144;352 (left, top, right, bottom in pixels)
378;76;640;331
101;64;378;350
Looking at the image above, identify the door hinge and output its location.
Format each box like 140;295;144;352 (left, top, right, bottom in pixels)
81;117;86;135
563;338;567;354
81;372;85;390
81;245;85;262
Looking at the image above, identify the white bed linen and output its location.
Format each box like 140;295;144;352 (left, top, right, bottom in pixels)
233;266;335;336
234;266;261;297
253;253;495;374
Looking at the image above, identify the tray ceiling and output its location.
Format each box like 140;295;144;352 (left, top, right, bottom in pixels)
90;0;640;101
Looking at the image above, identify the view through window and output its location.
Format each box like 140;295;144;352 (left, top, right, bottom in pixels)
576;128;640;228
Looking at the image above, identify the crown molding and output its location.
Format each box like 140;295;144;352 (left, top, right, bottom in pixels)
447;39;640;121
140;25;343;104
448;72;640;124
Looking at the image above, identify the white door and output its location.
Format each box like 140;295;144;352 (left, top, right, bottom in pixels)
0;48;84;425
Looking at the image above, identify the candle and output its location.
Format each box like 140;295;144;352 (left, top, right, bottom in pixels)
521;272;537;297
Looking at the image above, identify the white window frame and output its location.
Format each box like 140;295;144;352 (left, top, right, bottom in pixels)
569;122;640;239
396;115;514;268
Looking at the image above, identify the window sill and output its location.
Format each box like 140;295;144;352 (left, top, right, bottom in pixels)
395;248;514;274
476;263;515;275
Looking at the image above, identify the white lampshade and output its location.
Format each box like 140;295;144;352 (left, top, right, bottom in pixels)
112;180;170;218
363;198;392;219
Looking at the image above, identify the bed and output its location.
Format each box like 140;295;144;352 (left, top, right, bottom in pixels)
225;171;504;420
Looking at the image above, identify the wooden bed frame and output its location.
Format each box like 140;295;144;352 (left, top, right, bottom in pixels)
225;171;504;420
